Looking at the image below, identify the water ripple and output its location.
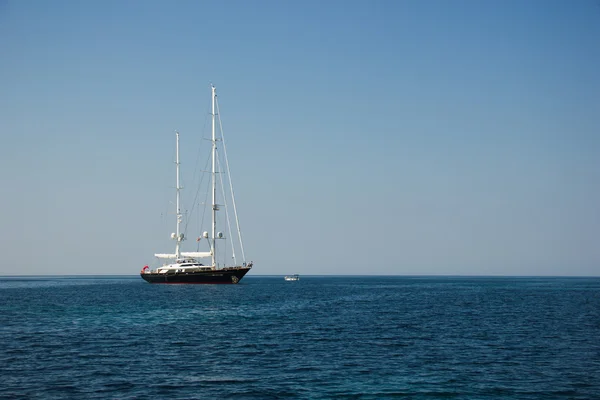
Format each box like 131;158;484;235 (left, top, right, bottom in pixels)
1;276;599;399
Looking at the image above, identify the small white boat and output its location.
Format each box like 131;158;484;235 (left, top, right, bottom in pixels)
284;274;300;281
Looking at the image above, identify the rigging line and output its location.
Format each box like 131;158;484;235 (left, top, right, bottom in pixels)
196;169;211;252
215;98;246;263
184;96;212;237
217;156;237;266
157;134;178;247
191;92;213;184
161;133;177;224
183;146;212;237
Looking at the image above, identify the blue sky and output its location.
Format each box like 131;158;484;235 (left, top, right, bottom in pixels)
1;0;599;276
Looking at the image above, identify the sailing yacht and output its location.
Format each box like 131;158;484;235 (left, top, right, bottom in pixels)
141;85;252;284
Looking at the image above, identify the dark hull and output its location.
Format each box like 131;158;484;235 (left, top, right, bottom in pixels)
140;267;251;284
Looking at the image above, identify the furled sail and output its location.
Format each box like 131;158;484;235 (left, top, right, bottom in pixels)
154;252;212;259
181;251;212;258
154;253;177;259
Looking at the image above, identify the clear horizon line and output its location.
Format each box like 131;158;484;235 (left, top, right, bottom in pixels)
1;274;599;278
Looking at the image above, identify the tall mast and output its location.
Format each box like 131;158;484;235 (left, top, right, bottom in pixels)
175;131;182;259
211;85;217;268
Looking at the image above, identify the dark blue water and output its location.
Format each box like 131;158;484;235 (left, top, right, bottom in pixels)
1;276;599;399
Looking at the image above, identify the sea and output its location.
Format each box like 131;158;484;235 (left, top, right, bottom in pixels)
1;276;599;399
